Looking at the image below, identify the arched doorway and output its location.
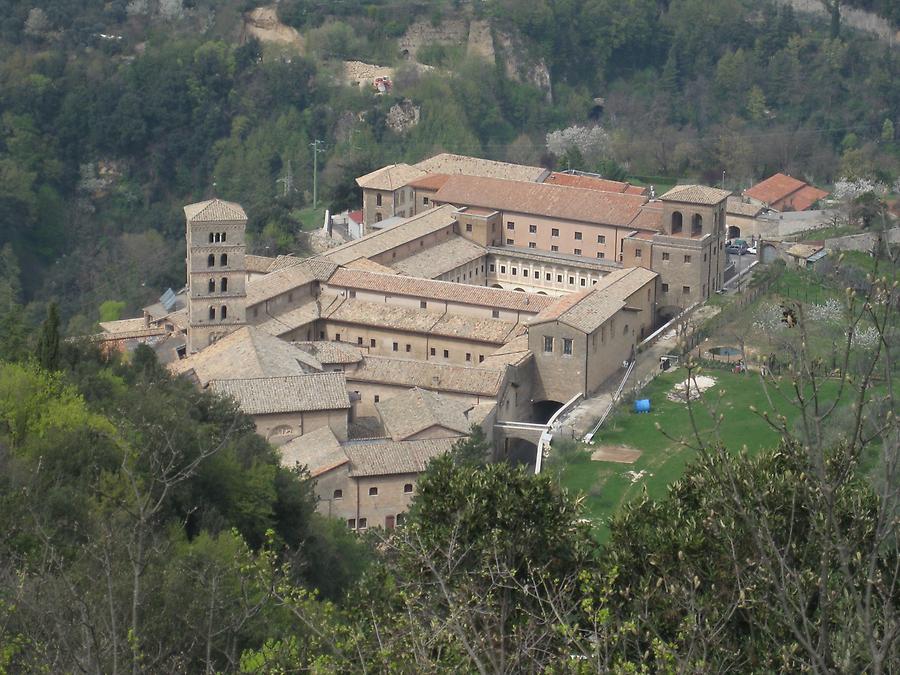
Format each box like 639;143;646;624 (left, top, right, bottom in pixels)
503;438;539;468
533;400;564;424
727;225;741;240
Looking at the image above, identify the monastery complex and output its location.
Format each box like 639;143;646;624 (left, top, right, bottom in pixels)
99;153;731;531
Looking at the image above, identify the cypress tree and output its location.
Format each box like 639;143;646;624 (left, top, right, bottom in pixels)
36;302;61;371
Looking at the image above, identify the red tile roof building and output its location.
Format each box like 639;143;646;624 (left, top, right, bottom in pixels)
744;173;829;212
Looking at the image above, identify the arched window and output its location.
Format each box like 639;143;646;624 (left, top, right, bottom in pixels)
220;305;227;320
208;306;215;320
207;254;215;267
208;278;215;293
403;483;413;494
220;277;228;292
691;213;703;236
221;232;226;242
333;489;343;500
208;233;214;243
220;253;227;266
214;233;220;243
396;513;405;525
671;211;683;234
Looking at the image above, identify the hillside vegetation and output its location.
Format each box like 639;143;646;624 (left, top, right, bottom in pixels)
0;0;897;335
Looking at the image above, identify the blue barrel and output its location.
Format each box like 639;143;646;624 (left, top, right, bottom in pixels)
634;399;651;413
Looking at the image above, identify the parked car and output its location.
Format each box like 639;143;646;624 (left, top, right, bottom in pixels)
725;240;749;255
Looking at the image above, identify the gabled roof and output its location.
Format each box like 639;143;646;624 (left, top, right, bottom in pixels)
543;172;647;196
390;235;486;278
292;340;364;365
529;267;657;333
407;173;452;191
278;426;349;477
209;372;350;415
169;326;322;384
376;387;474;440
255;301;320;338
321;205;458;265
659;184;731;205
345;437;456;477
726;196;766;217
245;254;277;274
346;356;504;397
744;173;828;211
413;153;548;183
326;267;554;313
355;163;427;190
245;258;338;306
183;199;247;222
786;243;824;259
433;175;650;228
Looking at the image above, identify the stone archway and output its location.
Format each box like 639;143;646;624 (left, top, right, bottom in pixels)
727;225;741;240
533;399;564;424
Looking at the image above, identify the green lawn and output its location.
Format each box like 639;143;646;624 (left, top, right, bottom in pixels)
552;369;852;543
292;206;327;231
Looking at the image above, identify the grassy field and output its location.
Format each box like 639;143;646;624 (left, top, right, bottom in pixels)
292;206;327;231
551;369;853;543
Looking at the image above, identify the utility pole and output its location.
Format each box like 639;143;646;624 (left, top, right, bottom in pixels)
310;139;325;208
276;159;294;197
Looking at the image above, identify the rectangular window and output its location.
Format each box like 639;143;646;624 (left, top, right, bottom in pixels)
557;274;563;282
423;196;429;205
569;276;575;284
489;263;495;272
478;355;484;363
551;228;559;237
596;252;605;259
551;245;559;252
661;283;669;292
405;344;411;352
374;395;380;403
580;278;586;286
348;518;356;529
684;255;692;263
319;331;325;339
574;248;582;255
465;223;472;232
635;248;642;258
430;347;436;356
358;518;367;529
492;309;500;318
335;333;341;341
443;349;449;358
500;266;506;273
574;231;582;240
662;252;670;261
522;269;529;277
511;268;517;275
703;253;707;262
357;337;363;345
545;273;551;281
563;338;573;355
507;221;515;230
376;193;382;206
506;238;514;245
544;336;553;353
529;224;537;233
369;487;378;496
420;300;427;309
682;285;691;294
370;338;376;347
597;235;606;244
392;342;398;351
529;242;537;248
465;353;471;362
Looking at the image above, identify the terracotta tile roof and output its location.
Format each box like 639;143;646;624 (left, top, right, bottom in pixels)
413;153;548;182
529;267;657;333
254;301;320;338
326;267;554;313
390;236;486;278
789;185;830;212
659;184;731;205
346;356;504;396
479;334;532;368
292;340;364;364
627;204;664;232
744;174;829;212
245;259;338;306
183;199;247;222
169;326;322;384
100;317;150;334
322;205;458;265
407;173;451;191
245;254;277;273
345;437;456;476
348;210;363;224
343;258;398;274
433;175;649;227
726;196;766;217
355;163;427;190
321;298;523;343
278;426;348;476
376;388;474;440
544;172;647;196
209;372;350;415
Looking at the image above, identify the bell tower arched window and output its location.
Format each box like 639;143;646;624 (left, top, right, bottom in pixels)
207;254;215;267
220;253;227;266
691;213;703;236
220;277;228;292
214;233;221;243
671;211;683;234
209;306;215;320
208;233;214;243
221;232;226;242
220;305;227;320
208;279;215;293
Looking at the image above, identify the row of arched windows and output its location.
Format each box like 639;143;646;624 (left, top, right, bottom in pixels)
207;277;229;293
208;305;228;321
207;253;228;267
208;232;227;243
671;211;704;236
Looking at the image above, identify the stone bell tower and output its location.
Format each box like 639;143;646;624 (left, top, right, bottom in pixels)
184;199;248;354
